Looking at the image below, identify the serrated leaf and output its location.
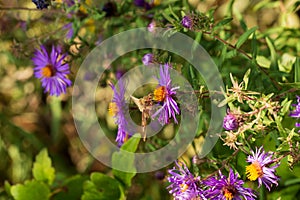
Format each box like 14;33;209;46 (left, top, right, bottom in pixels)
11;180;50;200
32;149;55;185
81;173;121;200
236;27;257;48
112;135;140;188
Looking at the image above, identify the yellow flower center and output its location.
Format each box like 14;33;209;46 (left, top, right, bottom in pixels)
108;102;118;116
180;183;189;193
153;0;161;6
246;161;263;181
42;64;54;77
223;188;233;200
153;86;166;102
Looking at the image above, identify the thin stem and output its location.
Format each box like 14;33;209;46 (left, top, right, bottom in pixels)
202;31;282;90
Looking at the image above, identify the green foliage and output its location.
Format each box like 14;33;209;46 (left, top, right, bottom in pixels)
1;0;300;199
81;173;121;200
52;175;89;200
32;149;55;185
112;134;141;188
11;180;50;200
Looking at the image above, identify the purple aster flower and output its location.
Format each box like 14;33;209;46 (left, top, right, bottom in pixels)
203;169;256;200
181;16;193;29
223;112;238;131
32;0;49;9
109;81;131;146
246;147;279;191
142;53;154;66
32;45;71;96
152;63;180;125
167;161;203;200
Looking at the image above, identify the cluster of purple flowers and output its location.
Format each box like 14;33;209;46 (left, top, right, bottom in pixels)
167;147;280;200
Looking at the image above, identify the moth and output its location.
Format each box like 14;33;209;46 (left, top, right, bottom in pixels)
130;94;154;141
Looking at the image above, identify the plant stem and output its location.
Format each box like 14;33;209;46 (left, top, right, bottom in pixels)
202;31;282;90
49;96;62;144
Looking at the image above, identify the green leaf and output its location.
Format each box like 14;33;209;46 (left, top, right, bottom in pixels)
236;27;257;48
11;180;50;200
213;17;233;29
32;149;55;185
243;69;251;89
52;175;89;200
112;135;141;188
168;5;179;21
251;30;257;59
256;55;271;68
278;82;300;89
266;36;278;70
81;173;121;200
295;57;300;82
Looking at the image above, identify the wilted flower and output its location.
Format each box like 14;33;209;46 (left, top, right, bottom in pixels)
142;53;154;66
223;112;239;131
181;16;193;29
152;63;180;125
167;161;203;200
32;0;49;9
109;81;131;146
203;169;256;200
32;45;71;96
246;147;279;191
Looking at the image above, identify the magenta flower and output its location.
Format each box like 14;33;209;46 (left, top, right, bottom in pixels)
203;169;256;200
223;113;238;131
152;63;180;125
181;16;193;29
32;45;71;96
246;147;279;191
167;161;203;200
